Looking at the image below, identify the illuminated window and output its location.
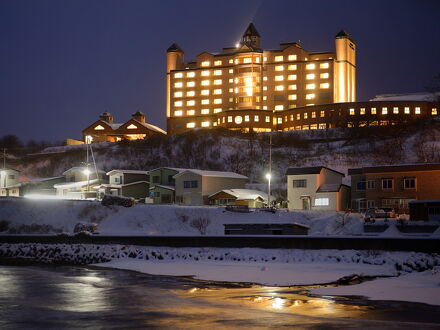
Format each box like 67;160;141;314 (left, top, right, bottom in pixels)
312;112;316;118
201;89;209;95
304;113;308;119
275;105;284;110
187;72;195;78
174;72;183;78
265;116;270;122
244;115;250;122
360;108;366;115
306;63;316;70
275;65;285;71
263;57;267;62
274;55;284;62
214;60;222;66
288;64;297;70
201;70;210;76
201;109;210;115
433;108;438;115
235;59;239;64
288;75;297;80
213;98;222;104
94;125;105;130
214;108;222;113
187;110;195;116
174;91;183;97
201;80;210;86
214;79;222;85
320;63;329;69
415;107;421;114
234;116;242;124
315;197;329;206
288;54;297;61
290;114;294;121
263;86;268;91
214;70;222;76
275;75;284;81
404;107;410;114
243;57;252;64
227;116;232;123
393;107;399;114
275;85;284;91
229;59;233;64
263;96;267;101
229;78;233;83
371;107;377;114
296;114;300;120
186;122;195;128
187;100;195;106
201;61;210;67
319;123;326;129
229;88;233;92
263;106;268;110
213;89;222;95
277;117;282;124
174;101;183;107
254;115;259;122
288;94;297;100
306;74;315;80
310;124;317;130
306;84;316;90
288;84;297;90
349;108;355;115
187;81;195;87
201;99;210;105
229;69;233;73
382;107;388;115
201;121;210;127
174;82;183;88
320;111;325;117
263;76;268;81
320;83;330;89
174;110;183;116
256;57;260;63
320;73;329;79
187;91;195;97
306;94;315;100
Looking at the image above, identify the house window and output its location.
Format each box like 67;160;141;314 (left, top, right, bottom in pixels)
367;180;376;189
292;179;307;188
357;181;366;191
382;178;393;190
114;177;119;183
367;200;375;208
168;175;175;185
153;176;160;184
404;177;416;189
183;180;198;188
314;197;329;206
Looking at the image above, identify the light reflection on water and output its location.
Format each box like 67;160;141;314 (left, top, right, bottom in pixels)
0;265;439;329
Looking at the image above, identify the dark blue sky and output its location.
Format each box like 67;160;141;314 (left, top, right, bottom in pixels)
1;0;439;141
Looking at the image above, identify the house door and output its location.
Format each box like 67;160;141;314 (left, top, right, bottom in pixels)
302;197;311;210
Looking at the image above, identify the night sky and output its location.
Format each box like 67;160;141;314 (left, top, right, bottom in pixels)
1;0;439;142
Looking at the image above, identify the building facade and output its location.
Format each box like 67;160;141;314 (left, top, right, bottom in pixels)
167;24;356;135
348;164;440;213
286;166;350;211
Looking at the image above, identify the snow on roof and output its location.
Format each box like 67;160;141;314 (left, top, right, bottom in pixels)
99;181;149;188
316;183;342;193
0;167;20;173
108;123;123;129
54;178;99;189
62;167;106;175
106;169;149;176
173;169;248;179
23;176;64;184
149;184;175;191
132;119;167;135
370;92;439;102
208;189;271;201
148;167;190;174
2;183;22;189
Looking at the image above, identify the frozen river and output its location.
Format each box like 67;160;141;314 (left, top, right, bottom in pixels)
0;265;439;329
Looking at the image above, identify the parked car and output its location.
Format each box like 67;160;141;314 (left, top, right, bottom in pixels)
101;194;135;207
364;208;395;222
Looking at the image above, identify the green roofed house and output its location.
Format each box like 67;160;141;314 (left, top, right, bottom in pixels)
97;170;150;200
147;167;189;203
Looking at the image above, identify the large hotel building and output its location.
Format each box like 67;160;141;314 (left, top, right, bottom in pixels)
166;24;437;135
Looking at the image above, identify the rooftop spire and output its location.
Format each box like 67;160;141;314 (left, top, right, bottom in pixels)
240;23;261;48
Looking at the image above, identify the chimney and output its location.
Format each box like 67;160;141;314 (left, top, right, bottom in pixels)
99;112;114;124
132;111;146;123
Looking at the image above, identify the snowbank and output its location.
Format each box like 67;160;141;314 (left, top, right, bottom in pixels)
312;268;440;306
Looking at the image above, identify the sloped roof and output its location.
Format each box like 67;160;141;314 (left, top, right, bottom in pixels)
54;178;99;189
348;163;440;175
208;188;271;201
173;169;248;179
243;23;260;37
286;167;344;177
132;119;167;135
0;167;20;173
167;43;183;53
62;167;106;175
316;183;342;193
106;169;149;176
149;184;175;191
147;167;189;174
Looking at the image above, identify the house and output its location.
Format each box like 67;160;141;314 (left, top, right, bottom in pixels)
54;167;107;199
174;170;248;206
19;176;65;197
97;170;149;199
348;163;440;213
147;167;189;203
286;166;350;211
0;168;20;197
208;189;271;208
82;111;166;143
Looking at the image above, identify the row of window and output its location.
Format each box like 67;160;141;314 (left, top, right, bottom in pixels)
174;79;330;89
356;178;416;191
198;57;330;67
175;70;331;81
349;107;425;116
183;180;198;188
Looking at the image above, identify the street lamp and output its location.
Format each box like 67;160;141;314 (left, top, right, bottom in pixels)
265;172;271;207
83;168;91;193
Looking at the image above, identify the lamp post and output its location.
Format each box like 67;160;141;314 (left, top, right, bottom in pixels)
265;172;271;207
83;168;91;194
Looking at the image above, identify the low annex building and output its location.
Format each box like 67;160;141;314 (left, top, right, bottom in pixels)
286;166;350;211
349;163;440;213
208;188;271;208
97;170;149;200
82;111;166;143
54;167;107;199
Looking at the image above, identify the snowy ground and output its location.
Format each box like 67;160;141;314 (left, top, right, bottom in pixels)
312;268;440;306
